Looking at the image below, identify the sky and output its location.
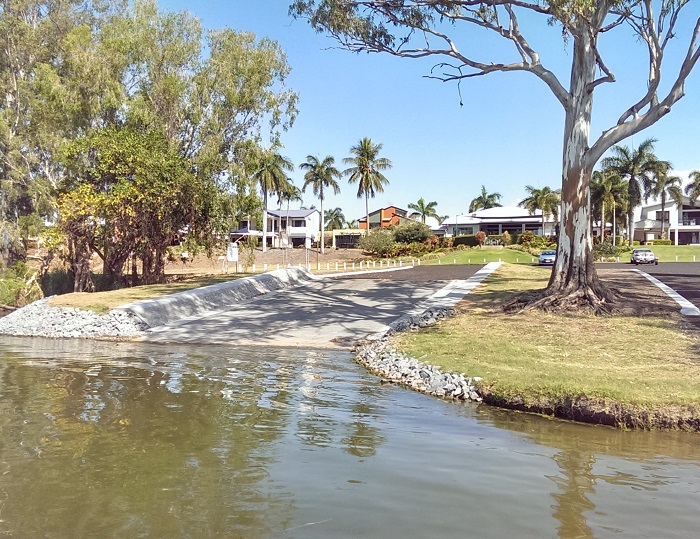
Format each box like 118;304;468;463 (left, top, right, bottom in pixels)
161;0;700;224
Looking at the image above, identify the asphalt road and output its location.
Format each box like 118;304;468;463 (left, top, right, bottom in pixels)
601;262;700;309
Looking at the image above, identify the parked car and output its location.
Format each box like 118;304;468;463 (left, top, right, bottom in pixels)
630;248;659;265
538;249;556;265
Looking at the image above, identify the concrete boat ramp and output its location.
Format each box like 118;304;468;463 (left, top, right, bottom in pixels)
115;264;501;348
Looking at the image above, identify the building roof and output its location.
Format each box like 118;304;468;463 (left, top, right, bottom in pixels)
267;209;318;218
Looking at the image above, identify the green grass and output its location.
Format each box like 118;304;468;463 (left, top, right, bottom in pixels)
48;274;244;313
395;264;700;410
420;246;539;265
640;244;700;263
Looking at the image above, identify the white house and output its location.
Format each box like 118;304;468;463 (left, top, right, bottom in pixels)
635;196;700;245
266;209;321;247
437;206;557;238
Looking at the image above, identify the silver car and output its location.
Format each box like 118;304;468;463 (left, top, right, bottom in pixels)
538;249;556;265
631;248;659;265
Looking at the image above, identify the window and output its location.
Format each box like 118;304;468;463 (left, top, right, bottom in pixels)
292;219;305;228
655;211;669;222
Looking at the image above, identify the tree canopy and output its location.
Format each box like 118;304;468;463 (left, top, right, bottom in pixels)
291;0;700;312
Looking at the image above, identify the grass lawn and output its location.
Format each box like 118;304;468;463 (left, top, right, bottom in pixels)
420;246;539;265
48;274;244;314
395;264;700;412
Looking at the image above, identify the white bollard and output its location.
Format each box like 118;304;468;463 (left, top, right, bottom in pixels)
417;259;420;266
517;258;519;263
438;258;441;264
360;261;363;270
352;262;355;270
676;256;678;262
252;264;256;272
373;261;376;268
335;262;338;271
263;263;268;271
400;260;403;267
468;258;471;264
380;260;384;267
484;258;486;263
453;259;456;264
317;262;320;271
343;262;347;270
327;262;330;270
276;264;280;270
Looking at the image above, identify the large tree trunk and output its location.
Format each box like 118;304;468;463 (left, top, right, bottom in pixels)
507;22;614;314
320;195;325;255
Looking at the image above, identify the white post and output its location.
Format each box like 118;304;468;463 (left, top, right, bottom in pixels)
344;262;347;270
276;264;280;270
400;260;403;267
263;263;268;271
252;264;256;272
352;262;355;270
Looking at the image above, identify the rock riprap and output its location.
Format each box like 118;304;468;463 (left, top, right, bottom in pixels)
0;298;148;339
355;307;483;402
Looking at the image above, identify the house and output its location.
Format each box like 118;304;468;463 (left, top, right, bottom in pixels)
266;209;321;247
437;206;556;238
635;197;700;245
357;206;407;230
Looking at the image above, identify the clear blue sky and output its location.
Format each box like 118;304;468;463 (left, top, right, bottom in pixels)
162;0;700;223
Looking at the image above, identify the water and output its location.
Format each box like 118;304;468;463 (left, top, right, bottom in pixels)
0;336;699;538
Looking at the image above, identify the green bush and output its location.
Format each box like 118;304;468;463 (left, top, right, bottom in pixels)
501;231;512;245
593;239;628;261
453;235;479;248
358;230;396;257
393;221;432;244
647;239;672;245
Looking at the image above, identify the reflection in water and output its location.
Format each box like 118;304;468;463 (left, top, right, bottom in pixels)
0;337;699;538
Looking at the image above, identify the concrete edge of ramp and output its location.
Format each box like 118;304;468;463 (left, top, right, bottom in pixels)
113;267;318;328
632;269;700;316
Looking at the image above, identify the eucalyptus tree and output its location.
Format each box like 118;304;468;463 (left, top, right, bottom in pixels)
291;0;700;312
343;137;392;232
468;186;502;213
600;139;665;246
253;148;295;252
300;155;341;253
591;170;627;245
647;164;683;239
408;197;440;223
518;186;561;236
685;170;700;205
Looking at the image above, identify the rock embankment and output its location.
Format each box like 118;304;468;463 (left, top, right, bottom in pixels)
355;307;483;403
0;298;148;339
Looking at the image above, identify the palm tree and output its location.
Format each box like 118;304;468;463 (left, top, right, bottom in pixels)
343;137;392;232
325;207;346;230
407;197;439;223
278;183;302;247
252;148;294;252
685;170;700;205
600;138;664;246
469;185;502;212
647;163;683;239
300;155;341;254
591;170;627;245
518;185;561;236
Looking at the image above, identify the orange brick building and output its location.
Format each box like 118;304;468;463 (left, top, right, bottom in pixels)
357;206;408;230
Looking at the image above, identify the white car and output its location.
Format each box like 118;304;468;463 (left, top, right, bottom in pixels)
538;249;556;265
630;248;659;265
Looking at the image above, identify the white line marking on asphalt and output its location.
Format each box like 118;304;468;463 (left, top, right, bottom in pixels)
633;269;700;316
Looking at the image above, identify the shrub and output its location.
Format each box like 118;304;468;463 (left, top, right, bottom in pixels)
501;231;512;245
475;231;487;247
424;235;440;250
593;239;626;261
453;235;479;248
647;239;672;245
393;221;432;244
358;229;396;257
441;236;454;249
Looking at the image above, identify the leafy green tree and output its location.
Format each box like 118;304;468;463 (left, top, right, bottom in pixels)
300;155;341;254
252;148;295;252
343;137;392;232
291;0;700;312
686;170;700;205
407;197;439;223
647;163;683;240
324;207;346;230
601;139;665;246
59;127;212;288
518;186;561;237
357;229;395;257
468;186;502;213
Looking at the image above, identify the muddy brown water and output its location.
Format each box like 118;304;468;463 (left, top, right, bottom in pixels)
0;336;698;538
